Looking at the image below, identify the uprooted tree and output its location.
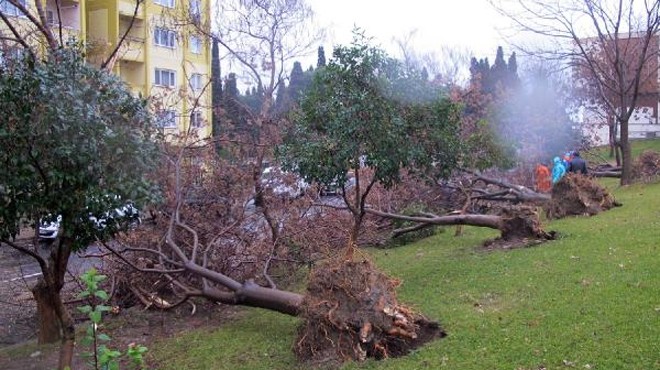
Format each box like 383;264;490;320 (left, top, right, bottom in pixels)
101;25;565;367
278;31;559;362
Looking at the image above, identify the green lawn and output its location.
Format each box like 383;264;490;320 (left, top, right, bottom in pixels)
150;142;660;370
587;138;660;163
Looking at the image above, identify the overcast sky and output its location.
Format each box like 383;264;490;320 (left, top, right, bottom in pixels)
307;0;516;62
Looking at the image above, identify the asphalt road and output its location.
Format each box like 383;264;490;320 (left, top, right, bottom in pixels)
0;240;103;285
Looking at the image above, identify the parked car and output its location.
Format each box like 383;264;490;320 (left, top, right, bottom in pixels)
319;172;356;197
38;214;62;240
38;202;141;241
261;166;309;198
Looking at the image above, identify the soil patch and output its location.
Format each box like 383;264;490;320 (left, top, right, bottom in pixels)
295;259;445;368
0;301;237;370
546;173;620;219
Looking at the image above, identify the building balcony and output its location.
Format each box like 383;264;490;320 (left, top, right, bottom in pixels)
118;36;145;63
119;0;144;20
48;25;81;42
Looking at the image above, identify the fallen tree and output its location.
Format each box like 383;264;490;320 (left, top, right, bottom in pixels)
458;169;551;203
367;206;554;242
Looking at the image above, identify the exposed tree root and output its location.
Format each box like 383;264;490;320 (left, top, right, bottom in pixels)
632;150;660;182
546;173;620;219
295;259;445;367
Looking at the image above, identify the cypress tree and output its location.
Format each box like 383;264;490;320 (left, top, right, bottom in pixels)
223;73;241;133
288;61;305;102
317;46;326;68
211;39;222;152
507;51;520;88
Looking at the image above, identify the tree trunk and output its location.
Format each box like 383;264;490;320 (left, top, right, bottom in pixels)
608;122;616;160
30;239;75;370
619;119;632;185
32;268;76;370
366;208;554;241
345;216;362;261
32;280;63;343
232;281;304;316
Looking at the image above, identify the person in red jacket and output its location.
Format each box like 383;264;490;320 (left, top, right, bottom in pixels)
535;163;551;193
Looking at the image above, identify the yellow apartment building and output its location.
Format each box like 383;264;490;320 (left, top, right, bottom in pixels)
0;0;212;140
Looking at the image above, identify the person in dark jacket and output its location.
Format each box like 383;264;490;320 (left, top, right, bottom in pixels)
568;151;588;174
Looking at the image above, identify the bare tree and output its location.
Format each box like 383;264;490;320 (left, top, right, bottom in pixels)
105;0;326;317
490;0;660;185
392;30;473;86
189;0;323;244
204;0;322;115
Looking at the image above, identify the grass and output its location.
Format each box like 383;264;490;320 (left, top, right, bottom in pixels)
587;138;660;163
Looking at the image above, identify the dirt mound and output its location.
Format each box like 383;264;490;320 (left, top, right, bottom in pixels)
546;173;619;219
295;259;445;367
632;150;660;182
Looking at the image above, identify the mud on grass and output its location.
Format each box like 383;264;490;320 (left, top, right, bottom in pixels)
295;259;445;368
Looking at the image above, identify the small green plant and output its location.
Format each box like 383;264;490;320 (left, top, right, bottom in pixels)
78;268;148;370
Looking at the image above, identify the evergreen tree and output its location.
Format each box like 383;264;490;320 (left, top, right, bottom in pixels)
285;60;315;109
211;39;222;152
507;51;520;87
288;61;305;101
421;67;429;82
317;46;326;68
243;85;263;113
489;46;508;93
273;79;288;117
223;73;241;135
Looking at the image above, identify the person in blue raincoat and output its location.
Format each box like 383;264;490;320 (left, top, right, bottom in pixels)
552;156;566;184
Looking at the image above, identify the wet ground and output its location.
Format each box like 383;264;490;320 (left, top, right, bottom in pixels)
0;231;103;348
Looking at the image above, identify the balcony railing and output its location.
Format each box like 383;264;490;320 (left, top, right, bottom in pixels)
119;0;144;19
119;35;145;63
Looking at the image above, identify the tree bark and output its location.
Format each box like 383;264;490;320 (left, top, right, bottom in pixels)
592;171;621;178
619;119;633;185
32;280;63;343
30;238;75;370
366;209;504;229
231;281;303;316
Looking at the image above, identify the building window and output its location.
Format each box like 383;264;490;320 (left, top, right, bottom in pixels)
154;0;175;8
157;110;177;128
154;27;176;48
190;111;203;128
189;0;201;23
190;73;203;90
1;0;27;17
154;68;176;87
189;35;202;54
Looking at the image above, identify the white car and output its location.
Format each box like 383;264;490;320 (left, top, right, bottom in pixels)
38;202;141;241
38;215;62;240
261;166;309;198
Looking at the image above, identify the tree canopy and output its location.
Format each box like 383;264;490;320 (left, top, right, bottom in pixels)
279;33;462;191
0;46;160;248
